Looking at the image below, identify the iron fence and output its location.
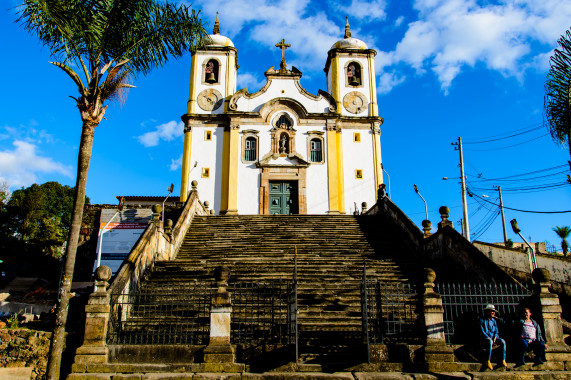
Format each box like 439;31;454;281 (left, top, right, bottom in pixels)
231;279;295;362
362;277;421;345
108;283;213;345
435;283;532;344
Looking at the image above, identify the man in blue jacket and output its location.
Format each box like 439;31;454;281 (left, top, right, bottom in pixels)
516;308;547;366
479;304;507;370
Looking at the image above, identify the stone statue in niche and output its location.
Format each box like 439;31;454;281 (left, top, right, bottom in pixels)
279;134;288;154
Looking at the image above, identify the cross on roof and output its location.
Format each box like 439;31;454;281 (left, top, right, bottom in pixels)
275;39;291;61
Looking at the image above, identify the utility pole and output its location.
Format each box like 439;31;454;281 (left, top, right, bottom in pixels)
495;186;508;244
453;137;470;241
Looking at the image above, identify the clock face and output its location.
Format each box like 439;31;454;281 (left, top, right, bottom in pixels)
343;91;367;114
197;89;223;111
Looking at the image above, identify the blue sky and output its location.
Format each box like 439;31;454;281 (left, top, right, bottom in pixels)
1;0;570;248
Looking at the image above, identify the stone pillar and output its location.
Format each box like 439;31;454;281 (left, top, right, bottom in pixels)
203;266;236;367
422;220;432;237
532;269;570;358
437;206;454;230
72;266;111;369
422;268;454;370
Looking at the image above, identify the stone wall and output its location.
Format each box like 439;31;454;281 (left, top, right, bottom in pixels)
0;328;51;379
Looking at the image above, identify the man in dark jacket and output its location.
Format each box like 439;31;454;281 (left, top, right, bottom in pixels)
479;304;507;370
516;308;547;366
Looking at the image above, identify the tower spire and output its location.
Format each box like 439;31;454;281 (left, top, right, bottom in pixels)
213;12;220;35
344;16;351;39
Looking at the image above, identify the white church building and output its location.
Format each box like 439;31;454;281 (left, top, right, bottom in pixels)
179;16;384;215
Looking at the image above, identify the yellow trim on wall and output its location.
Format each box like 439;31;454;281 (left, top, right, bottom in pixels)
368;56;378;117
220;127;239;214
372;131;383;192
179;129;193;202
326;129;339;213
336;130;345;213
220;129;230;212
187;55;198;114
331;56;342;114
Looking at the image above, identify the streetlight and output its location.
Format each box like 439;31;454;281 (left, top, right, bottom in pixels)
381;163;391;199
413;184;428;221
510;219;537;273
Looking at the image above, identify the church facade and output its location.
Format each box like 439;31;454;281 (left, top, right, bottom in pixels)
179;17;384;215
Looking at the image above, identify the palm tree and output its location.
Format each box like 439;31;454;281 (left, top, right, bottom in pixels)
544;28;571;158
16;1;209;378
552;226;571;256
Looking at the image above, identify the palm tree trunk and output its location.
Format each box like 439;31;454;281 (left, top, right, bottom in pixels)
46;120;96;380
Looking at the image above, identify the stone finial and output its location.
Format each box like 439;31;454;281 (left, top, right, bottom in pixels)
213;12;220;35
210;209;215;215
164;219;173;235
344;16;352;39
437;206;454;230
361;202;367;214
213;266;231;305
191;180;198;191
214;266;230;283
95;265;112;282
94;265;112;293
532;267;550;283
424;268;436;284
151;204;162;222
204;200;210;211
422;219;432;237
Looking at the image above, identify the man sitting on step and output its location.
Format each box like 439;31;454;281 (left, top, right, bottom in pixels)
516;307;547;366
479;304;507;370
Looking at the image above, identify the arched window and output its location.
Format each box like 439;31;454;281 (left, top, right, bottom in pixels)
245;136;257;161
310;138;322;162
204;59;219;84
347;62;362;86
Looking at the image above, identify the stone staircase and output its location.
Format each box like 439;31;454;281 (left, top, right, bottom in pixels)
123;214;422;369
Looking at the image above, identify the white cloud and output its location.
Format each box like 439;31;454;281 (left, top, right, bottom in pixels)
137;120;183;147
237;72;266;92
395;16;405;27
170;155;182;171
0;140;72;188
377;71;406;94
333;0;388;21
377;0;571;93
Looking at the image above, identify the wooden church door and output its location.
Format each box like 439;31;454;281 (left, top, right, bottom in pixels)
269;181;298;214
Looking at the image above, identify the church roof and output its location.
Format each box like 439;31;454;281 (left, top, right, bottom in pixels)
206;13;234;47
330;17;368;50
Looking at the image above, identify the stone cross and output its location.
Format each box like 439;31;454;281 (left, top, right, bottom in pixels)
275;38;291;61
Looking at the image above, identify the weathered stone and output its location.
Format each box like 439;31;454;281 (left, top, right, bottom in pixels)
141;374;193;380
72;363;88;373
197;363;245;373
192;373;241;380
67;374;113;380
354;373;413;380
0;367;33;380
111;375;142;380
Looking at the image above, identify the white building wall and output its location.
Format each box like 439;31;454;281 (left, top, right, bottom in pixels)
237;125;262;214
342;129;376;214
235;79;331;114
306;155;329;214
188;127;223;212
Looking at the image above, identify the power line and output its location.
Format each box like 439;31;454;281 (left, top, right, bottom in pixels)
468;189;571;213
463;125;544;144
463;133;549;151
462;121;543;142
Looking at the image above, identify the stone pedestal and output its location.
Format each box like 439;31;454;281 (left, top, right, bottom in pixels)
422;268;454;370
203;266;239;368
533;268;571;360
72;266;111;369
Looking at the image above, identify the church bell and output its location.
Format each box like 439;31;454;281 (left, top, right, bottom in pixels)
205;72;216;83
349;76;359;86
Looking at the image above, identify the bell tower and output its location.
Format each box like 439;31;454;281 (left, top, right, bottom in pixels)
325;17;378;117
180;14;238;202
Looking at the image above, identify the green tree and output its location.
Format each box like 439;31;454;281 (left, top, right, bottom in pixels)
552;226;570;256
3;182;86;258
16;1;209;377
545;28;571;157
